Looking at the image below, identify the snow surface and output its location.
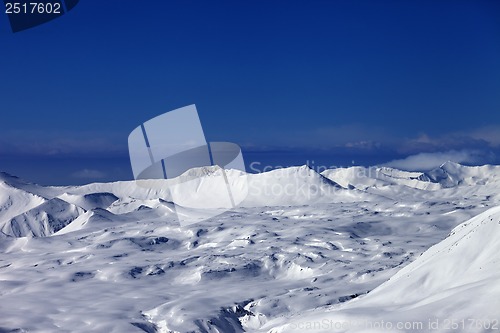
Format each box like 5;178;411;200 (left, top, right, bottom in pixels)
264;206;500;333
0;163;499;332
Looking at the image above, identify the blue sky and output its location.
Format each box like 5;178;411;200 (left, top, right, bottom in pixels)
1;0;500;184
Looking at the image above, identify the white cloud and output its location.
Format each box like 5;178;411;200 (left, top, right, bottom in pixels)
383;150;492;171
71;169;107;179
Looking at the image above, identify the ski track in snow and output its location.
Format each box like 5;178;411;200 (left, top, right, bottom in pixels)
0;162;499;332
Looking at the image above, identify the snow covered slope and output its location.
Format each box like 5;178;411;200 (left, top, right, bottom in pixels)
0;181;46;224
426;161;500;188
57;192;119;210
1;198;85;237
321;166;440;191
0;164;499;332
265;205;500;333
321;162;500;192
1;166;367;238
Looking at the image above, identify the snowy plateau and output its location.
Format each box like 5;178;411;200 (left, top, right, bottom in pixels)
0;162;499;333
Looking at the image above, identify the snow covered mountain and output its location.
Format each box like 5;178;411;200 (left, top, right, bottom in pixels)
1;198;84;237
321;161;500;191
426;161;500;188
0;164;499;332
321;166;439;191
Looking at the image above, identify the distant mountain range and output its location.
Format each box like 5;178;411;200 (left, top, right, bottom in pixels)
0;163;499;332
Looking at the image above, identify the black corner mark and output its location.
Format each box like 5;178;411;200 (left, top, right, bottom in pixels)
4;0;79;33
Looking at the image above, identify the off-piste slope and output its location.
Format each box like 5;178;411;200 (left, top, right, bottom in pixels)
240;165;362;206
321;166;439;191
0;198;85;237
321;162;500;191
0;180;46;225
71;165;351;208
426;161;500;188
57;192;119;210
0;165;500;332
266;205;500;333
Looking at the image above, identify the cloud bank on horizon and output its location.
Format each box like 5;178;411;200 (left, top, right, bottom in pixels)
383;150;494;171
1;124;500;185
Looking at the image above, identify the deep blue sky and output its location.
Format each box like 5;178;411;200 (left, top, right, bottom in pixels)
1;0;500;184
